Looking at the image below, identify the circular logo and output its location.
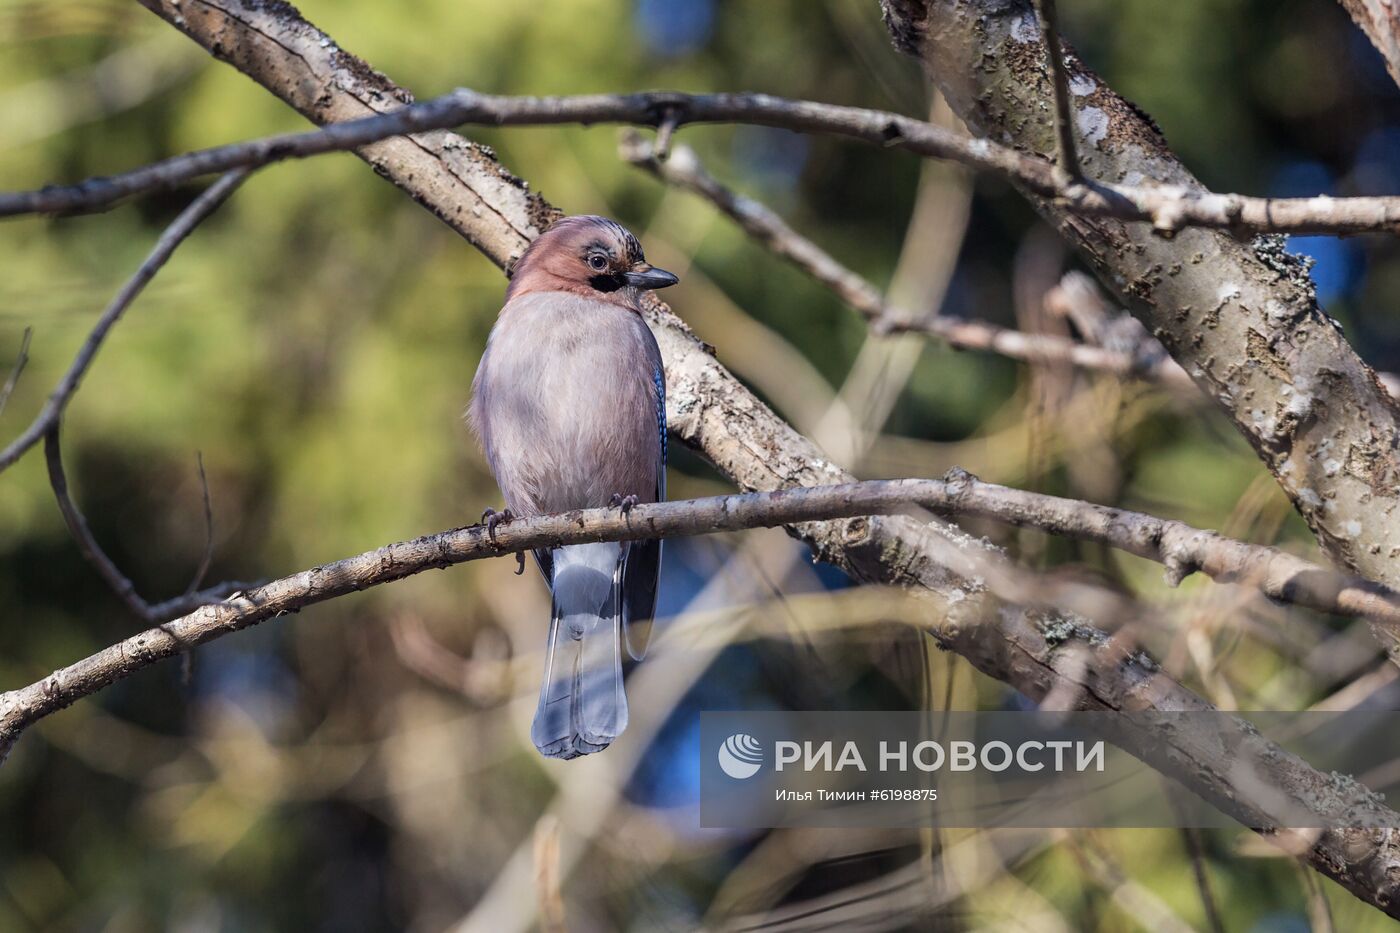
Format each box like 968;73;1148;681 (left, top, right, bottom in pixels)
718;733;763;779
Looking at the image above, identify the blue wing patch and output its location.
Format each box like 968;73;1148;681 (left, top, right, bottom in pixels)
653;365;667;467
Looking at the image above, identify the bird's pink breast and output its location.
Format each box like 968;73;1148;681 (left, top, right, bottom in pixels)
469;291;663;517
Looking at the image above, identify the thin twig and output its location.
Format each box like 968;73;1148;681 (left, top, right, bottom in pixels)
632;138;1399;401
0;327;32;418
3;89;1399;235
622;134;1195;388
1034;0;1082;184
148;579;261;621
43;427;151;621
653;106;680;161
533;816;567;933
0;169;251;476
1069;834;1199;933
185;451;215;596
388;613;510;706
1180;826;1226;933
178;450;216;687
44;427;257;625
1299;859;1337;933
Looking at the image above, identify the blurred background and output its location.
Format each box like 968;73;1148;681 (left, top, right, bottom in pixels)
3;0;1400;929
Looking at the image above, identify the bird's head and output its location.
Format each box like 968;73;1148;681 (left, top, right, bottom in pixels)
506;214;678;305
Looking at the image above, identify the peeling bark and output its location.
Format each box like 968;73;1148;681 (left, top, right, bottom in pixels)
881;0;1400;657
130;0;1400;915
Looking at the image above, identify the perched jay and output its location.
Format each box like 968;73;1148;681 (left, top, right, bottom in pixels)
468;215;678;760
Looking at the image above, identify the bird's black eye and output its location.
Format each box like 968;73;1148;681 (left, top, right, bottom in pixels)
588;254;609;271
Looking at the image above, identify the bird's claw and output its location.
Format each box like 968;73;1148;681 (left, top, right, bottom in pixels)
608;493;640;513
514;552;526;575
480;507;515;544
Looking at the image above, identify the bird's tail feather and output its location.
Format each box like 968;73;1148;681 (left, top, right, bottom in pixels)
531;543;627;759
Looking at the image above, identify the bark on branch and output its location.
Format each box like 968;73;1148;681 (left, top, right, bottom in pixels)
1339;0;1400;91
6;481;968;763
880;0;1400;657
6;83;1400;238
8;477;1400;845
77;0;1400;914
10;473;1400;753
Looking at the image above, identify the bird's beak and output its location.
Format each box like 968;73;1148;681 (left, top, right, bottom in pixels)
624;264;680;290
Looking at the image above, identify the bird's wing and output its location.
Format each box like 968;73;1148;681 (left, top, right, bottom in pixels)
620;361;665;661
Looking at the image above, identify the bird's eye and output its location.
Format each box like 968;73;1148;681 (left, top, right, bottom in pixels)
588;254;609;272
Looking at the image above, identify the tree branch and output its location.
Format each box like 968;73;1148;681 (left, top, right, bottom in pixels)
0;326;32;418
41;425;260;627
6;85;1400;237
43;428;151;620
934;467;1400;628
0;169;249;476
16;476;1400;739
0;480;1022;759
627;135;1400;410
880;0;1400;657
1339;0;1400;91
621;133;1194;389
6;474;1400;745
184;451;215;596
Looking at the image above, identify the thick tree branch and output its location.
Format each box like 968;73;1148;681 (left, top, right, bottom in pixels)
0;481;1053;760
0;169;249;476
13;476;1400;739
1339;0;1400;91
880;0;1400;657
622;133;1193;388
6;89;1400;237
6;475;1400;746
91;0;1400;913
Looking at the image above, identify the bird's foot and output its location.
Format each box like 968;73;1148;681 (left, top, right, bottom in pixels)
608;493;640;513
480;507;515;544
514;552;526;575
